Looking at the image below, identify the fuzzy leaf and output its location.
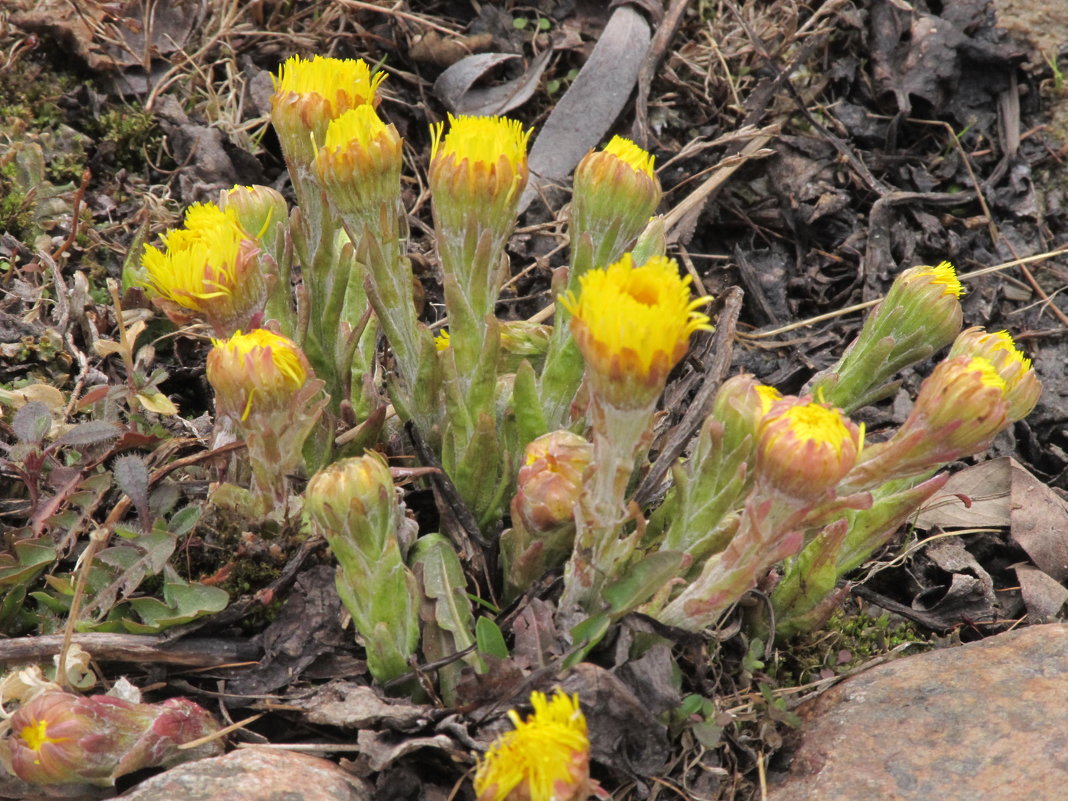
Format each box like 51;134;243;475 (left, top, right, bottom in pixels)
12;402;52;444
54;421;123;448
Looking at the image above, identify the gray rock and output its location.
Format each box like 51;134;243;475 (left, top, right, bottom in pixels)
118;747;370;801
769;624;1068;801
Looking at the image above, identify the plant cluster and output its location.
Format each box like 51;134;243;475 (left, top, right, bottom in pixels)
0;54;1042;796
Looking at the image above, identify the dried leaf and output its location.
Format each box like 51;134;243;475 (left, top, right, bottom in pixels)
1013;564;1068;622
914;458;1011;530
520;5;651;212
434;49;552;116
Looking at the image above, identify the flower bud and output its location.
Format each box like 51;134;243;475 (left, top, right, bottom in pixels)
561;253;712;410
207;329;310;422
475;690;603;801
949;327;1041;421
809;261;964;411
711;374;782;459
513;431;592;535
305;453;421;683
220;184;288;257
141;202;266;335
305;452;399;559
7;692;220;787
270;55;385;168
844;355;1010;489
316;104;404;227
571;136;661;279
755;397;862;500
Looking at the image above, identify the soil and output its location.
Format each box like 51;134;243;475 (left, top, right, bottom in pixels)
0;1;1066;799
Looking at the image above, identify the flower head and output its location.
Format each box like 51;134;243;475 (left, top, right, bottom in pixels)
513;431;592;535
711;375;783;460
8;692;220;787
316;104;404;223
429;114;531;232
756;398;862;499
561;253;712;408
206;329;309;421
141;202;265;335
304;451;399;557
949;327;1041;421
570;137;661;279
905;355;1009;456
271;55;384;149
475;690;600;801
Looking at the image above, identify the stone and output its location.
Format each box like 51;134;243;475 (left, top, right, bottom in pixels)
118;747;371;801
768;624;1068;801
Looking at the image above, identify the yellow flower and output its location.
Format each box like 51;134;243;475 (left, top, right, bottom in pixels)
206;329;309;421
429;114;531;226
949;327;1041;421
316;104;404;222
910;260;964;297
141;203;265;335
601;135;655;176
560;253;712;408
569;137;661;282
756;399;862;499
271;55;385;167
475;690;598;801
434;329;451;351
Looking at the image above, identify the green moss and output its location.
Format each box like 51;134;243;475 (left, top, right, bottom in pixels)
87;106;161;171
773;607;932;685
0;59;74;127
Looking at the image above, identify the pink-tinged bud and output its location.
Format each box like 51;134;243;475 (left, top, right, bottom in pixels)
513;431;592;535
756;397;862;500
475;690;604;801
901;355;1008;457
7;692;220;787
711;374;782;458
207;329;310;422
949;327;1041;421
844;355;1010;489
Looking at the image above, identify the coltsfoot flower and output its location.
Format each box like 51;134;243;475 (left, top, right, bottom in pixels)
429;114;532;324
141;202;266;335
756;397;863;500
316;104;404;224
560;253;712;409
207;329;325;507
7;691;220;787
844;355;1011;489
949;327;1041;421
474;690;603;801
429;114;531;215
809;261;964;412
207;329;310;422
570;136;661;278
270;55;385;161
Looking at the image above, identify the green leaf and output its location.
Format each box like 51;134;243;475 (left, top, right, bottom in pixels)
563;613;611;668
475;616;509;659
602;550;687;616
513;359;547;447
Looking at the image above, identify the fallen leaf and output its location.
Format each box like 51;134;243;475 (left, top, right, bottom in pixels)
520;5;652;212
1013;564;1068;622
434;49;552;116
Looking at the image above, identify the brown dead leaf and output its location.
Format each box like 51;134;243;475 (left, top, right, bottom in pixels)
914;458;1012;530
1013;564;1068;622
293;681;429;731
1009;462;1068;583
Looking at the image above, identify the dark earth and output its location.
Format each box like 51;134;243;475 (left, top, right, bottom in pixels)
0;0;1066;799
